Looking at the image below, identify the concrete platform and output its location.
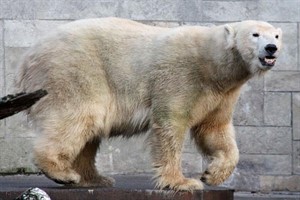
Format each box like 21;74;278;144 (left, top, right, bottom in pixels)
0;174;233;200
234;192;300;200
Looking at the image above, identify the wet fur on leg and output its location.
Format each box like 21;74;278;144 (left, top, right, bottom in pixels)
149;124;203;191
72;138;115;187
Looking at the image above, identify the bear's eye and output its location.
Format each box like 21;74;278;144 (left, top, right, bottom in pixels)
252;33;260;37
275;35;279;39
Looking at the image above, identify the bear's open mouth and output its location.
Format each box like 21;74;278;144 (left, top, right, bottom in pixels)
259;56;277;67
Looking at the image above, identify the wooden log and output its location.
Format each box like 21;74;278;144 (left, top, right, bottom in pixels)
0;89;48;120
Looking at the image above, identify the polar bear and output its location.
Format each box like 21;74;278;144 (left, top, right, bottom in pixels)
16;18;282;191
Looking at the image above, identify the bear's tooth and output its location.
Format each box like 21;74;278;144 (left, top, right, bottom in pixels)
264;58;275;64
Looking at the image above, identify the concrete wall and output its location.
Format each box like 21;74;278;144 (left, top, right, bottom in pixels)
0;0;299;192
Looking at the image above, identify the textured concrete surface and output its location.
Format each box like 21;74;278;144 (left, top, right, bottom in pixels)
293;141;300;175
0;0;299;192
235;127;292;154
265;71;300;92
293;93;300;140
260;175;300;192
237;155;292;175
272;23;298;71
264;92;291;126
0;20;4;138
235;192;300;200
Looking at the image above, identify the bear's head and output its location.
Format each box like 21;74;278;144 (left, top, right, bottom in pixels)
225;20;282;74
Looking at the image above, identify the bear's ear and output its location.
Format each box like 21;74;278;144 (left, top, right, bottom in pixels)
277;28;282;37
224;24;235;49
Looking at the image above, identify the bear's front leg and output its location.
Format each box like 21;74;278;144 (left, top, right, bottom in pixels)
192;123;239;185
191;89;241;186
149;123;203;191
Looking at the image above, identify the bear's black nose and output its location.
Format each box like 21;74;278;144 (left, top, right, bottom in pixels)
265;44;277;55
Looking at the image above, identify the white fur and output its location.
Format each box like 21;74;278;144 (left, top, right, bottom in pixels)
15;18;282;190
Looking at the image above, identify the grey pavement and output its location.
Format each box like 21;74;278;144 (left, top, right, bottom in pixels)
235;192;300;200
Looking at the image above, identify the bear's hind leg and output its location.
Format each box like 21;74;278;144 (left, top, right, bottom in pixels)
34;135;82;185
72;138;115;187
33;112;101;185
